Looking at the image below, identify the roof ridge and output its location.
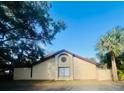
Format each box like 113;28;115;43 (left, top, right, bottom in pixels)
33;49;97;66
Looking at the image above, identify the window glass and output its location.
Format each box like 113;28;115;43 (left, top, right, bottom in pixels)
59;68;64;76
61;57;67;62
64;68;70;76
58;67;70;77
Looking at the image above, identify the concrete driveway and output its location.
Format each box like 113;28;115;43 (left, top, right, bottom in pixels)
0;80;124;91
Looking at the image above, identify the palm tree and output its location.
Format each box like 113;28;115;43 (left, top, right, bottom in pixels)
96;27;124;81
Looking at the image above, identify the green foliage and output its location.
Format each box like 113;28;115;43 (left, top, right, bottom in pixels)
96;27;124;65
96;27;124;57
117;60;124;80
0;1;66;65
118;70;124;80
96;27;124;81
97;52;111;68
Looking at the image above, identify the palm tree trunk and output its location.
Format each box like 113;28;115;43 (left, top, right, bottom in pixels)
111;52;118;81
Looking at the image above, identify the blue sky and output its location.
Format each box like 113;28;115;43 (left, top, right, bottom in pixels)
46;1;124;61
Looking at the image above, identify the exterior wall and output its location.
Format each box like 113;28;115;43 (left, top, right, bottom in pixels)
13;51;112;81
55;52;73;80
97;69;112;80
13;68;31;80
73;57;97;80
32;57;56;80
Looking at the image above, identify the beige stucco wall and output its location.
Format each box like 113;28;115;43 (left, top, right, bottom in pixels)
32;57;56;80
13;68;31;80
55;52;73;80
13;51;112;81
97;69;112;80
13;53;98;80
73;57;97;80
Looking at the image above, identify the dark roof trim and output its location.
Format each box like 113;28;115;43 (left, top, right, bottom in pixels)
61;49;97;65
33;49;97;66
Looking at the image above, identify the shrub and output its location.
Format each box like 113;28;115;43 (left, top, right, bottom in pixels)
117;70;124;80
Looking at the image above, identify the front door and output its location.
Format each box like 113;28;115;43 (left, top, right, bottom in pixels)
58;67;70;80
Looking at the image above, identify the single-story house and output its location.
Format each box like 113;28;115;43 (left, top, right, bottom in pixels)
13;49;112;80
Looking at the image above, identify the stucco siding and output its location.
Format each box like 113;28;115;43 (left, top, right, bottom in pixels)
32;57;56;80
97;69;112;80
13;68;31;80
73;57;97;80
13;50;112;81
55;52;73;80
